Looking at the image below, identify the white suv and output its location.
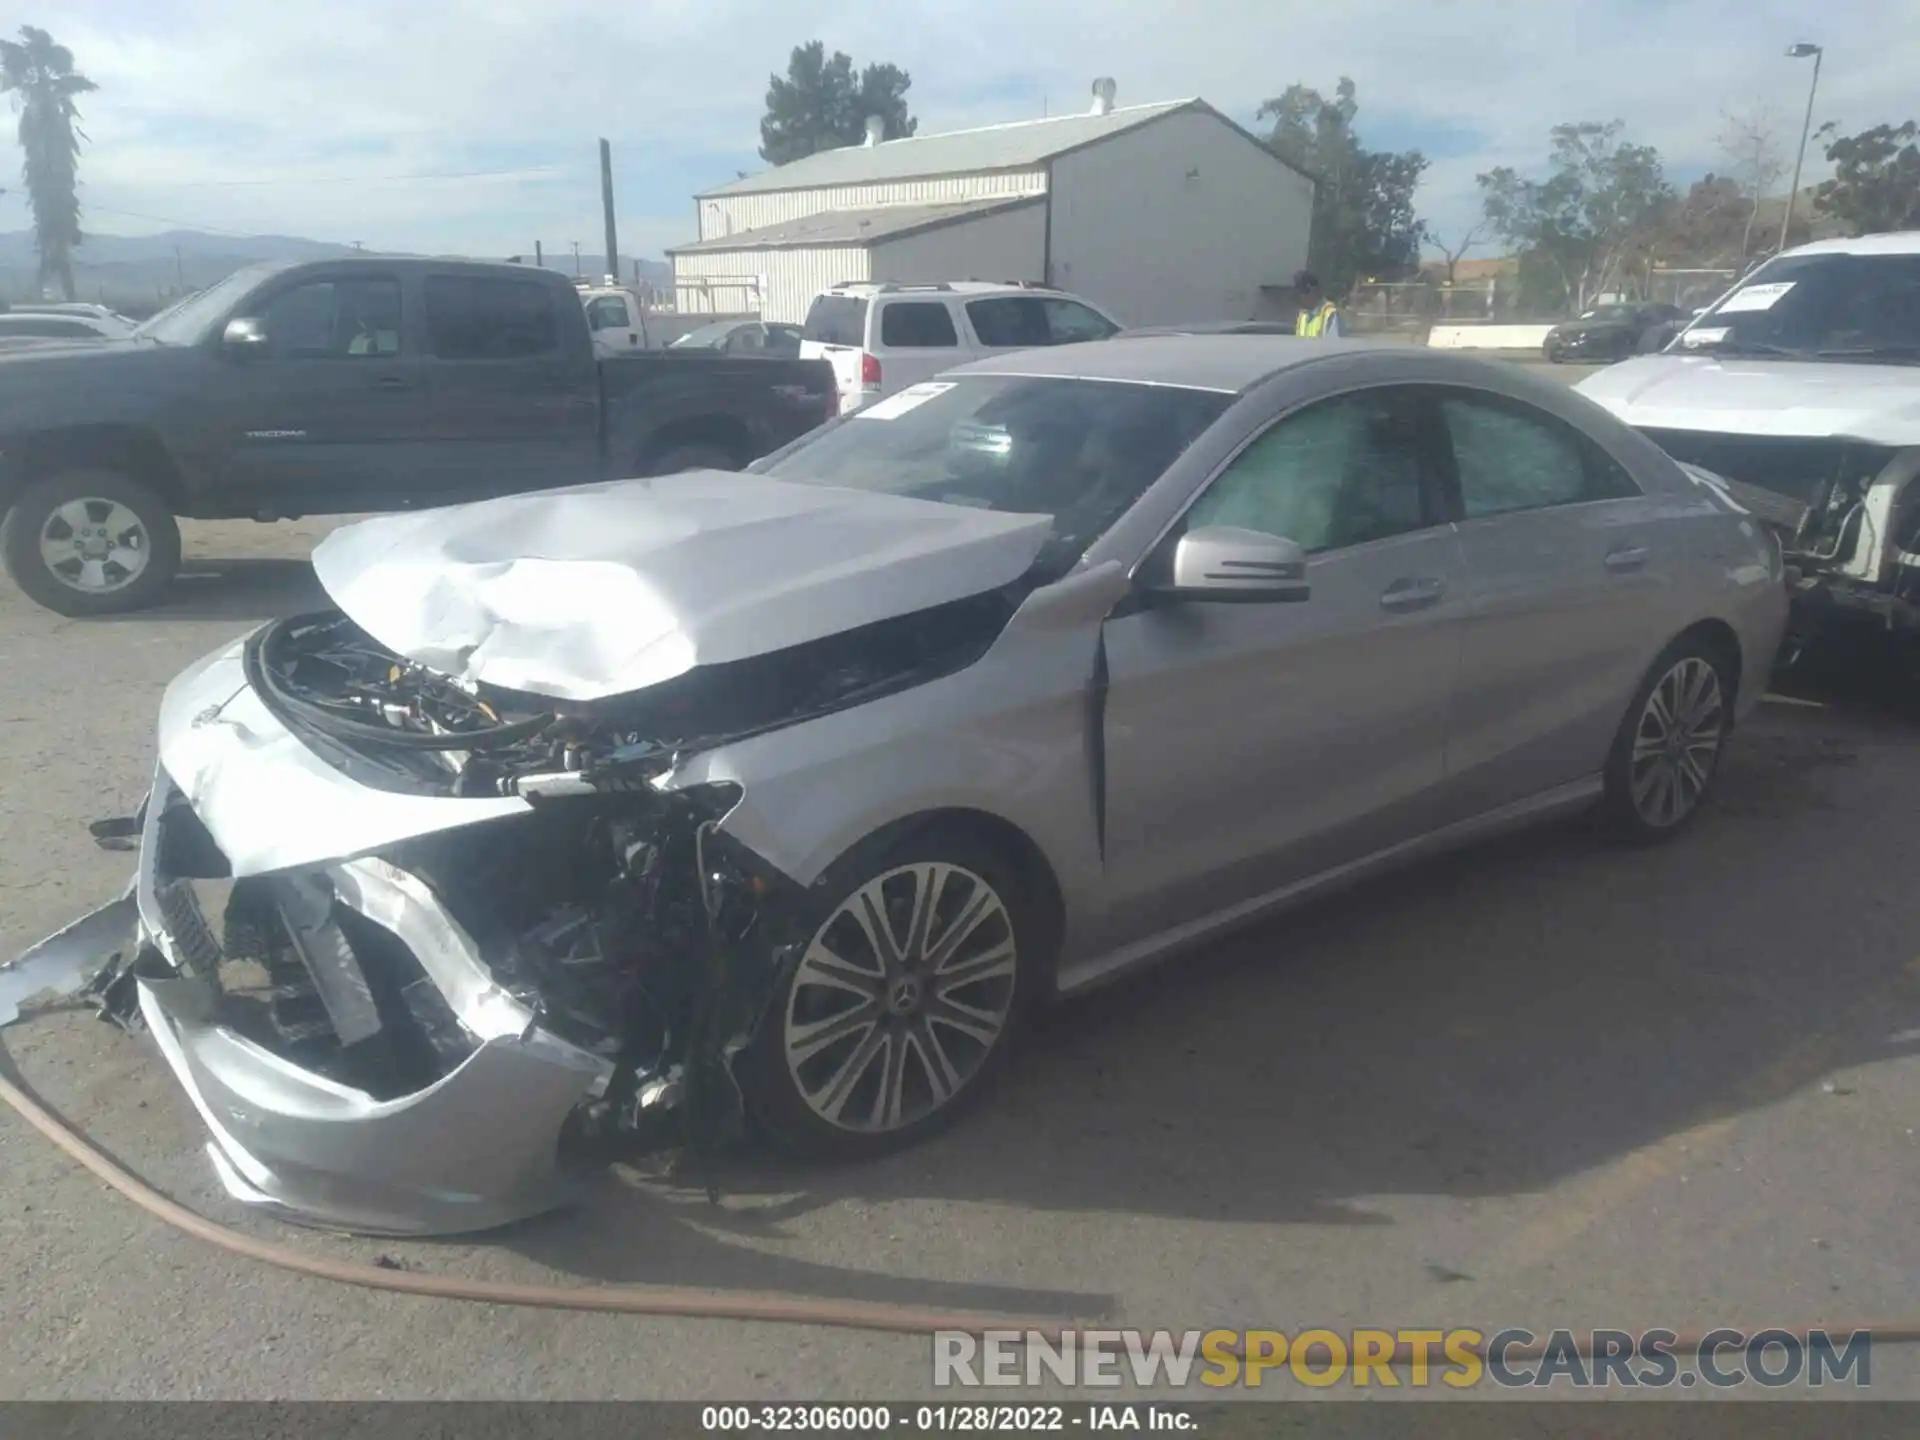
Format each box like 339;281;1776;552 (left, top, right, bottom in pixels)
799;281;1123;414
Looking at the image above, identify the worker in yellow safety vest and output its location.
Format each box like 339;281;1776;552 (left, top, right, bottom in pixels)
1292;270;1344;338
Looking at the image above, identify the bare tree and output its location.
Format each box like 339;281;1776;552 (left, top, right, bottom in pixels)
1429;221;1489;286
1716;106;1786;265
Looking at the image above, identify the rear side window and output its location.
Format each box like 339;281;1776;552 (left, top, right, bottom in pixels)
879;301;958;348
1437;392;1640;519
802;294;869;347
424;276;559;359
585;295;631;330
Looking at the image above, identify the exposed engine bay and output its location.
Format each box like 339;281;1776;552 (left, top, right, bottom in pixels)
1645;428;1920;651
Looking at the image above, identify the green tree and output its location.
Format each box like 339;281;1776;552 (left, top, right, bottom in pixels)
759;41;918;167
1813;120;1920;235
1477;120;1673;313
0;25;96;301
1257;77;1427;297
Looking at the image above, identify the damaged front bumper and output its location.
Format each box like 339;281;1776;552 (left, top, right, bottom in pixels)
1;761;614;1237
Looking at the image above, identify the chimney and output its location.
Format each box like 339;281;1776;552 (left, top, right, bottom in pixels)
863;115;885;147
1089;77;1116;115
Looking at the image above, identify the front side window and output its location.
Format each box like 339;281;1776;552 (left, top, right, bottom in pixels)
256;278;402;359
758;374;1231;574
1437;392;1639;520
1184;388;1435;553
423;276;558;359
878;301;958;348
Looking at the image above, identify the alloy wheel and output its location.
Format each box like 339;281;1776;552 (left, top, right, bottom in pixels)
38;497;152;594
782;862;1019;1134
1629;656;1726;828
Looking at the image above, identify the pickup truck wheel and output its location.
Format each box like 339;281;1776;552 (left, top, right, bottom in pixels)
645;443;738;476
1;470;181;617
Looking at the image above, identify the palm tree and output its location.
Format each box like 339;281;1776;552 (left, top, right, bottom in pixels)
0;26;96;301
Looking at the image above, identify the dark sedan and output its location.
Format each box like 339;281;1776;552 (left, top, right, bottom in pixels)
1543;303;1685;364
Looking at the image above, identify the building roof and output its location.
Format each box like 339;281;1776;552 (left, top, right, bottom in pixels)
699;98;1305;198
667;196;1041;255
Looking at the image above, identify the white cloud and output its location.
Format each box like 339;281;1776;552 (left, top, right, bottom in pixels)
38;0;1920;260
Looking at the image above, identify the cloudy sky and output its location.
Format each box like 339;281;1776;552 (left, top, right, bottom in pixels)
44;0;1916;264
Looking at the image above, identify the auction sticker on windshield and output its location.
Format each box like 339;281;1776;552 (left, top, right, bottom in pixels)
1716;282;1795;313
856;382;956;420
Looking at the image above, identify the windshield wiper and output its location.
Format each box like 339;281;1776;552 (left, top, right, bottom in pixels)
1682;337;1814;359
1812;344;1920;364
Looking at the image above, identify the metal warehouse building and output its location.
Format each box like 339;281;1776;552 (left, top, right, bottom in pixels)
668;80;1315;328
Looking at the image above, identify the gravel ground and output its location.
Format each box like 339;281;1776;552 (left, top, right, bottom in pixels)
3;361;1917;1405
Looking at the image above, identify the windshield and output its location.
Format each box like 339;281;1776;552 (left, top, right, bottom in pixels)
669;321;739;348
1581;304;1638;322
132;265;277;345
1680;251;1920;361
756;375;1233;574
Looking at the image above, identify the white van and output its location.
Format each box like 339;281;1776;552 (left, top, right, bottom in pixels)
798;281;1123;415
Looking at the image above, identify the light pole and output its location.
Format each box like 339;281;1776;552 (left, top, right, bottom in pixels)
1779;41;1824;254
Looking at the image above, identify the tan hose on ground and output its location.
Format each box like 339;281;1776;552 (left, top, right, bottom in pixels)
6;1047;1920;1362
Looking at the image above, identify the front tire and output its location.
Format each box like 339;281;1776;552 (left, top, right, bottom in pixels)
739;829;1044;1161
1;469;181;617
1598;637;1736;842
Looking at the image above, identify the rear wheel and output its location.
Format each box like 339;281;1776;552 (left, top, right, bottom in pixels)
739;829;1044;1160
1598;637;1736;841
1;469;181;616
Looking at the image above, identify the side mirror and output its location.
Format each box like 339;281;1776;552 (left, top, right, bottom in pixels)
1150;525;1310;603
222;317;269;354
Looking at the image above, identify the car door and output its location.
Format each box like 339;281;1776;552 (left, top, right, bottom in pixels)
201;270;434;513
586;292;642;355
1098;385;1468;939
1429;385;1675;815
419;272;602;500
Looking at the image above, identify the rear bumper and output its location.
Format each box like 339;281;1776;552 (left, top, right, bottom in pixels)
1;762;611;1237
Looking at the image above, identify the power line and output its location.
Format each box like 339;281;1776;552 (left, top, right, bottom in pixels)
114;166;565;189
77;202;264;236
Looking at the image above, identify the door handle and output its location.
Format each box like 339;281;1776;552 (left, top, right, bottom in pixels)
372;375;414;390
1380;576;1446;612
1605;543;1650;572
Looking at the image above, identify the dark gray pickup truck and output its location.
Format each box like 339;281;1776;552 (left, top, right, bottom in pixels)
0;257;837;615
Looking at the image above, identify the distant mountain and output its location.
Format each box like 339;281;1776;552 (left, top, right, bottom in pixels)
519;251;674;290
0;230;674;313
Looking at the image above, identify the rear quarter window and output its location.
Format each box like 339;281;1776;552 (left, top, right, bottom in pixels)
878;301;959;348
802;294;870;347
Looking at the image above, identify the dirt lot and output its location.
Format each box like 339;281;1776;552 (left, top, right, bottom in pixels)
3;390;1919;1403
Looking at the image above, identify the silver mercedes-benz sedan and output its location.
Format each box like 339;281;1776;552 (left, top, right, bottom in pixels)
1;337;1788;1236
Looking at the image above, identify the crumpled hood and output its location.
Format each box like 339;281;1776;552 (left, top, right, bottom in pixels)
1575;355;1920;446
309;471;1054;703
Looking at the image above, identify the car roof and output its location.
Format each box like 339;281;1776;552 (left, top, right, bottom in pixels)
822;280;1076;300
947;334;1448;394
1778;231;1920;259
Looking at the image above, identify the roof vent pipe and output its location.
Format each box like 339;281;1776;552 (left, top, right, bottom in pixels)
1089;77;1116;115
863;115;885;147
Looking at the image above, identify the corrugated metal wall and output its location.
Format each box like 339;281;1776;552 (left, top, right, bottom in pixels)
1047;110;1314;327
672;247;873;324
699;170;1046;242
868;204;1047;287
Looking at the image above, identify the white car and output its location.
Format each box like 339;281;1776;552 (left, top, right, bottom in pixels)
1574;232;1920;653
799;281;1122;415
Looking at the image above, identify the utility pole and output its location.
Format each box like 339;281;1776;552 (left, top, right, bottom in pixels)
1780;42;1824;254
571;241;582;277
535;240;544;269
599;138;620;285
